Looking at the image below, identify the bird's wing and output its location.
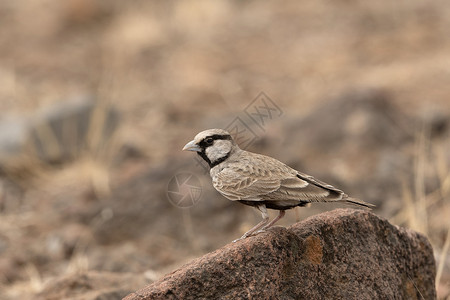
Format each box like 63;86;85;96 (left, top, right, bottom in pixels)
265;175;343;202
213;152;345;203
212;164;282;201
296;171;345;194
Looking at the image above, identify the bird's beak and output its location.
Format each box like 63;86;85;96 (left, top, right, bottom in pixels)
182;140;202;152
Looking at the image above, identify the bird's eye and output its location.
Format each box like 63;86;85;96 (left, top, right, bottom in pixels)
205;137;214;145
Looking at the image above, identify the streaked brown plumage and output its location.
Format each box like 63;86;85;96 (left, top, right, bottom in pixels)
183;129;374;242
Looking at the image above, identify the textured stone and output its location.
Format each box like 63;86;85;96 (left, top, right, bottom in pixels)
124;209;436;300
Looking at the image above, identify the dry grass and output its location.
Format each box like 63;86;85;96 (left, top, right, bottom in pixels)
391;123;450;296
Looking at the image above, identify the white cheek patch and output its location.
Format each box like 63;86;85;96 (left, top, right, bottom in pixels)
206;140;232;163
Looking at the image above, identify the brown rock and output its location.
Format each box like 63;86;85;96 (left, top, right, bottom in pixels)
124;209;436;300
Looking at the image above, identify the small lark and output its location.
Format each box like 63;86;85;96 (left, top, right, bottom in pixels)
183;129;374;242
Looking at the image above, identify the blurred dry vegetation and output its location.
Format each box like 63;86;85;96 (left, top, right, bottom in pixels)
0;0;449;299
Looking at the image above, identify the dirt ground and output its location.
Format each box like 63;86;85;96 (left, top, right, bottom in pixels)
1;1;450;299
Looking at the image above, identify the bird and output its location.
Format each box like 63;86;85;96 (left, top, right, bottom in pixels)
182;129;374;242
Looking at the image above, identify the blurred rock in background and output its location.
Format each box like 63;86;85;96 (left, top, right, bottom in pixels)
0;96;119;171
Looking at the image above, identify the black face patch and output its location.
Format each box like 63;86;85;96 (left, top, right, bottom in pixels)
198;134;232;149
196;134;232;168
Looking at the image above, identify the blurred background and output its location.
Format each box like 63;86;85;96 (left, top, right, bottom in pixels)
1;0;449;299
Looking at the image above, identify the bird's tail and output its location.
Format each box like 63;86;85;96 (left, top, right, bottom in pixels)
342;195;375;209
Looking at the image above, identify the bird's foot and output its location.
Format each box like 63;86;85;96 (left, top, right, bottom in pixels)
233;230;268;242
254;229;267;235
267;225;285;230
256;225;285;234
232;232;257;242
232;236;246;243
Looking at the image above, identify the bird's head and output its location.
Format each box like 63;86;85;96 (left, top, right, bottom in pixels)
182;129;239;168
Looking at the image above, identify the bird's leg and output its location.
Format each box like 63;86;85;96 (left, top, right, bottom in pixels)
256;210;286;233
233;205;269;242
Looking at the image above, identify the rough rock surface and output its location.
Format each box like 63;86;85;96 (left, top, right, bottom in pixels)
124;209;436;300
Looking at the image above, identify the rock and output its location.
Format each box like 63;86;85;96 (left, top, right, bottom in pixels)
36;271;149;300
28;95;120;164
0;116;29;161
0;96;120;172
124;209;436;300
290;89;413;150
